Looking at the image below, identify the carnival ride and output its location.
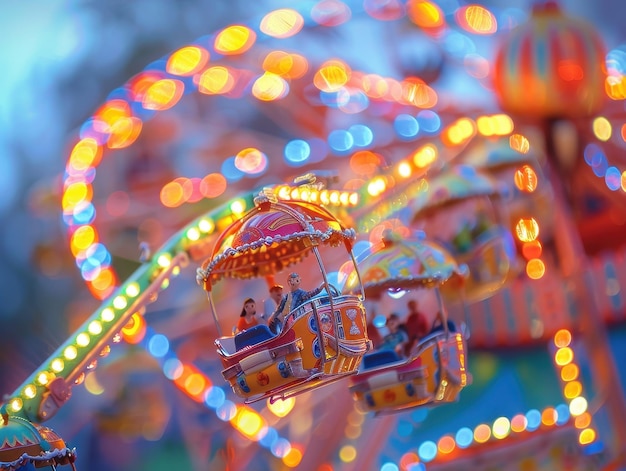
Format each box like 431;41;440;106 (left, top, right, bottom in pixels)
344;231;469;415
2;0;626;470
196;193;370;404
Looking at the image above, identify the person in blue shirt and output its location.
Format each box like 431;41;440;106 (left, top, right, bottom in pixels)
379;313;409;357
268;272;324;333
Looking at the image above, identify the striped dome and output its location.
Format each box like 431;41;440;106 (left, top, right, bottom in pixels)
493;1;606;119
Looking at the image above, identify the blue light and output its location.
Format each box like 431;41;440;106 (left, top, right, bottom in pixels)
411;407;429;423
328;129;354;153
583;143;603;166
397;419;413;437
394;114;419;139
80;258;101;280
259;427;279;448
86;243;111;266
555;403;570;426
349;124;374;147
221;156;245;182
308;137;329;163
526;409;541;431
284;139;311;166
148;334;170;358
204;386;226;409
270;437;291;458
373;314;387;328
606;46;626;75
340;90;370;113
418;440;437;462
455;427;474;448
216;400;237;421
605;166;621;191
407;463;426;471
162;358;183;380
417;110;441;133
73;202;96;224
381;463;399;471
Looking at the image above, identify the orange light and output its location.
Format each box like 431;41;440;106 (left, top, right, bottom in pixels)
406;0;445;31
200;173;228;199
522;240;542;259
474;424;491;443
184;373;207;398
400;452;420;469
142;79;184;111
121;312;146;344
561;363;579;382
526;258;545;280
509;134;530;154
554;329;572;348
437;435;456;454
514;165;538;192
564;381;583;399
350;151;382;175
510;414;527;433
198;66;235;95
515;218;539;242
314;60;350;92
282;445;303;468
541;407;557;426
574;412;592;429
456;5;497;34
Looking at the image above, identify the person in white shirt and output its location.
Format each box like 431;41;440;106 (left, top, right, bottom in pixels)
262;284;284;323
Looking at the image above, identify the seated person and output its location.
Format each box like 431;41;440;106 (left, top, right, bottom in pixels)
379;313;409;357
268;272;324;333
236;298;259;333
262;284;283;322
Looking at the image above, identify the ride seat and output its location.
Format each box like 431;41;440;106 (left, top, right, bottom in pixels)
362;350;401;369
234;324;275;351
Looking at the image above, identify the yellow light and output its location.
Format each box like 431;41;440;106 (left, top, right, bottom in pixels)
23;385;36;399
349;193;359;205
157;254;172;268
398;162;412;178
214;25;256;55
314;60;350;92
68;138;101;172
62;182;91;211
267;397;296;417
198;218;215;233
184;373;207;397
569;396;588;416
51;359;64;372
76;333;90;347
260;9;304;39
554;329;571;348
113;295;128;309
232;408;265;439
198;66;234;95
186;227;200;241
579;428;596;445
413;144;437;167
37;373;50;385
10;398;23;412
230;199;246;214
592;116;612;142
477;116;495;136
320;190;330;205
71;225;96;252
252;72;288;101
142;79;184;111
329;191;340;205
166;46;208;76
561;363;579;382
339;445;357;463
290;188;300;200
492;417;511;439
515;218;539;242
282;446;303;468
564;381;583;399
64;346;78;360
125;282;140;298
84;371;105;396
555;347;574;366
87;320;102;335
101;308;115;322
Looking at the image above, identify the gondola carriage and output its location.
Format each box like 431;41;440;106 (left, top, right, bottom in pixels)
343;230;470;415
196;192;372;404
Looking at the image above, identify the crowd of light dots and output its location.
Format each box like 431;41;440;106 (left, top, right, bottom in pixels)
123;324;303;466
553;329;597;446
510;134;546;280
61;0;522;297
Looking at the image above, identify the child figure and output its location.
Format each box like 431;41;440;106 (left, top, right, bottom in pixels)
236;298;258;333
